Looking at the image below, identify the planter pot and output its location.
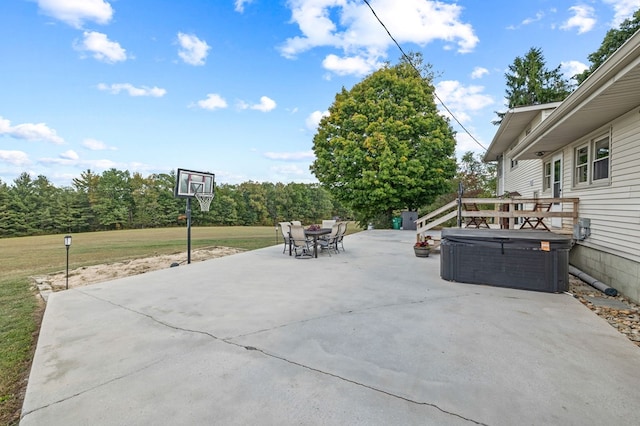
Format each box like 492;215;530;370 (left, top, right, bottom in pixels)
414;246;431;257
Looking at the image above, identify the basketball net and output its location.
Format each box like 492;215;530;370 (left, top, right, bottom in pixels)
194;191;213;212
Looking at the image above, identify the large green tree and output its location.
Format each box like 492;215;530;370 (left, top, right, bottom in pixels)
494;47;573;124
311;55;457;227
575;9;640;84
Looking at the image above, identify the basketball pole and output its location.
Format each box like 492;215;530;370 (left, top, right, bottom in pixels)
186;197;192;264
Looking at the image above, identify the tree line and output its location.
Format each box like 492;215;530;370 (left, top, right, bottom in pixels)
0;169;353;238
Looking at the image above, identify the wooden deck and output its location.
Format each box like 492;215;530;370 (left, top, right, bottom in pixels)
416;197;579;238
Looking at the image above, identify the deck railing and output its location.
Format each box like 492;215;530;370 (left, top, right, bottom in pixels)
415;197;579;237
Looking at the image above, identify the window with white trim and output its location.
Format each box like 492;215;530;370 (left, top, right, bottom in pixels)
575;145;588;184
543;161;551;191
572;134;610;186
592;136;609;181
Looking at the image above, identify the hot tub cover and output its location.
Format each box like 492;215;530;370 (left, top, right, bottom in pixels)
440;228;571;293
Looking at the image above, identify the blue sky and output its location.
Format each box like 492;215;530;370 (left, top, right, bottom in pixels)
1;0;639;187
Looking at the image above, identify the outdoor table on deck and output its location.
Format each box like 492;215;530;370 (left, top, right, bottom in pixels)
289;228;331;258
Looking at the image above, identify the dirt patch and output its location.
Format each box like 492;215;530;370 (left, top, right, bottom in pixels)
31;246;245;293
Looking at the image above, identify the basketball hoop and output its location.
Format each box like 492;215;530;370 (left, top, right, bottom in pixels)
194;191;213;212
175;168;216;265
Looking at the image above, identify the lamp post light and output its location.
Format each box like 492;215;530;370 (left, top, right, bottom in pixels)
64;235;72;290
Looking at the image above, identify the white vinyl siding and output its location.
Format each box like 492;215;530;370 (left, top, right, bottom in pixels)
502;157;542;198
560;108;640;264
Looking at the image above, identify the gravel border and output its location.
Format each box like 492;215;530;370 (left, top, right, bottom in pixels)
568;276;640;347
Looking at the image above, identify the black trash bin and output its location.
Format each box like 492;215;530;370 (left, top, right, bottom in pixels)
440;228;571;293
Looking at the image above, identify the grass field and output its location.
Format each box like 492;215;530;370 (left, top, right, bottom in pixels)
0;224;361;425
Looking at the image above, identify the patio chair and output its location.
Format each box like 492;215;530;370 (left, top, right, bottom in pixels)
291;220;302;226
318;223;340;255
278;222;292;254
335;222;347;252
321;219;336;229
463;203;490;228
289;224;313;258
520;201;552;231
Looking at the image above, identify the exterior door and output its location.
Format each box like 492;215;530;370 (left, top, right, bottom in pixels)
551;153;562;228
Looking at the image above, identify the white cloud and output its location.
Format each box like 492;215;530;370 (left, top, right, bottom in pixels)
560;60;589;80
196;94;228;110
238;96;277;112
455;132;486;156
234;0;254;13
270;164;307;176
75;31;127;63
561;5;596;34
521;11;545;26
97;83;166;97
470;66;489;79
37;0;113;28
435;80;494;123
0;150;30;166
322;54;383;76
280;0;478;77
39;156;118;170
0;116;64;144
251;96;277;112
82;138;117;151
177;32;210;66
305;110;329;130
60;150;79;160
87;159;119;169
603;0;640;27
263;151;315;161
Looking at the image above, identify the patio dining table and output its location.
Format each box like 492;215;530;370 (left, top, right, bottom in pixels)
289;228;331;258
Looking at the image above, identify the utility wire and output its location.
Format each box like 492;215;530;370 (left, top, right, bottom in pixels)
362;0;487;151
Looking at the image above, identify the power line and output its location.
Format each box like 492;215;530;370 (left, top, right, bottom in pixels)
362;0;487;151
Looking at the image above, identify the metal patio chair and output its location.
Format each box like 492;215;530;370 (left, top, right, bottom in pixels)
318;223;340;255
278;222;292;254
289;224;314;258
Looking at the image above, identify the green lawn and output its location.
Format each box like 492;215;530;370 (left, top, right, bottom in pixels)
0;224;361;425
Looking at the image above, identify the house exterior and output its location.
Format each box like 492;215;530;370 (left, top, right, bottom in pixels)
484;29;640;304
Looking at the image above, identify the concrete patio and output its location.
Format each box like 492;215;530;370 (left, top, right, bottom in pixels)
21;230;640;425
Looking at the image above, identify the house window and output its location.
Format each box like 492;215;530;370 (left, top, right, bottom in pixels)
575;145;588;184
592;136;609;181
543;161;551;191
572;134;610;186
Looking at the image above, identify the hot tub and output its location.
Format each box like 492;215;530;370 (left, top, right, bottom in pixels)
440;228;572;293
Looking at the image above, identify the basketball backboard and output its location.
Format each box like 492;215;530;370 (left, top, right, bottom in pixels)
174;168;215;199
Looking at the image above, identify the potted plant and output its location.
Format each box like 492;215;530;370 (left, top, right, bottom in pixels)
414;236;431;257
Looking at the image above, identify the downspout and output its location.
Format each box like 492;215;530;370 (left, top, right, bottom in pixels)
569;265;618;297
